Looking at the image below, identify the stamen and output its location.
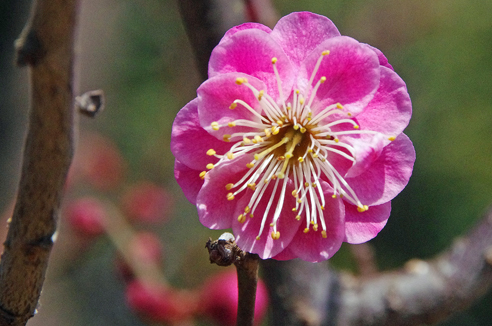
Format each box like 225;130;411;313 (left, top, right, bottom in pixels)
308;50;330;87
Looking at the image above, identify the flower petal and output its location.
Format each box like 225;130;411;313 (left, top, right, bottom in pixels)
217;23;272;50
196;154;252;230
299;36;380;117
232;179;300;259
345;133;386;178
345;133;415;206
364;44;394;70
208;28;295;101
270;11;340;67
171;99;231;170
285;182;345;262
356;66;412;137
344;201;391;244
174;159;203;205
197;73;266;141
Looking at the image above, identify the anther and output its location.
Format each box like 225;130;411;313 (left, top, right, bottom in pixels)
247;183;256;190
246;162;255;168
300;127;307;133
296;215;301;220
258;90;264;101
313;224;319;231
243;137;251;144
357;205;369;213
238;214;246;223
388;136;396;141
199;171;206;179
298;157;304;163
211;122;219;131
264;128;271;137
227;152;234;159
225;183;234;190
229;103;237;110
223;134;231;142
206;163;214;170
292;190;298;197
206;149;216;156
271;57;278;64
321;230;327;238
228;122;236;127
226;193;235;201
322;50;330;56
353;125;359;129
303;228;310;233
271;231;280;240
292;208;297;212
236;77;248;85
256;236;261;240
244;206;250;213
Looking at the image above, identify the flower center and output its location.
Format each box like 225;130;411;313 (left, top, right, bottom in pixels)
203;51;394;241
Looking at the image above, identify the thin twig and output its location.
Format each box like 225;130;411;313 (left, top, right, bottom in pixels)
0;1;78;325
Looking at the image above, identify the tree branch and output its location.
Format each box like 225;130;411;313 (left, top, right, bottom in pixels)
0;1;78;325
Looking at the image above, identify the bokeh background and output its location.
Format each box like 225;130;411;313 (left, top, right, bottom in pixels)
1;0;491;325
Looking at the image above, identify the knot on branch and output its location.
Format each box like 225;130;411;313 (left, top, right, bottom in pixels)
14;28;45;66
205;232;245;266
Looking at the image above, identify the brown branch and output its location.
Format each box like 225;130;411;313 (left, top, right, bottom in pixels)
206;234;260;326
0;1;78;325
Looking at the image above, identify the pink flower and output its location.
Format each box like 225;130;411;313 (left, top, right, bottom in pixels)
171;12;415;262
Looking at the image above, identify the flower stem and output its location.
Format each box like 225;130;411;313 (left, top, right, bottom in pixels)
235;252;260;326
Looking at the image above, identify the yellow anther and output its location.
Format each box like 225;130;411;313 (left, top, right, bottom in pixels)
276;120;284;126
313;224;319;232
295;215;301;220
354;125;359;129
286;106;291;111
303;227;310;233
228;122;236;127
336;103;343;109
321;230;327;238
243;137;251;144
292;190;298;197
305;182;310;187
310;220;315;225
211;122;219;131
312;153;318;158
227;152;234;159
357;205;369;213
226;193;235;201
277;156;285;161
332;194;337;198
229;102;237;110
223;134;231;142
206;163;214;170
293;124;300;130
320;76;327;83
292;208;297;212
238;214;246;223
277;172;285;179
347;112;352;117
246;162;255;168
299;97;305;105
272;126;280;135
236;77;248;85
252;138;258;144
271;57;278;64
388;136;396;141
256;236;261;240
322;50;330;56
225;183;234;190
206;149;216;156
271;175;277;180
334;138;339;143
249;213;254;218
297;199;302;203
285;153;293;159
254;153;260;161
264;128;271;137
312;183;317;188
300;127;307;133
321;206;325;210
199;171;206;179
254;135;263;142
247;183;256;190
271;231;280;240
258;90;264;101
298;157;304;163
244;206;250;213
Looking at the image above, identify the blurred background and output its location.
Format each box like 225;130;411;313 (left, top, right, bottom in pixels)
1;0;491;325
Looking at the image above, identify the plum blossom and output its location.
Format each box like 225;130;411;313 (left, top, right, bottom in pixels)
171;12;415;262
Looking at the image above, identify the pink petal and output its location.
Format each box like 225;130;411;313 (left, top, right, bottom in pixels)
364;44;394;70
270;11;340;67
174;160;203;205
299;36;380;117
344;201;391;244
196;155;252;230
345;133;386;178
232;179;300;259
345;133;415;206
285;182;345;262
197;73;266;141
171;99;231;170
356;66;412;137
217;23;272;51
208;28;295;101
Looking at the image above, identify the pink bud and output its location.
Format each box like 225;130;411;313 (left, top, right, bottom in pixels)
199;270;269;326
121;182;173;224
65;197;106;237
125;280;196;324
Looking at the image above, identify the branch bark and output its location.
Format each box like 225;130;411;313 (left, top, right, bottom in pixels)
0;1;78;325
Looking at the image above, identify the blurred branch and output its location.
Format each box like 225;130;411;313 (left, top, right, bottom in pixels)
0;0;78;325
263;207;492;326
